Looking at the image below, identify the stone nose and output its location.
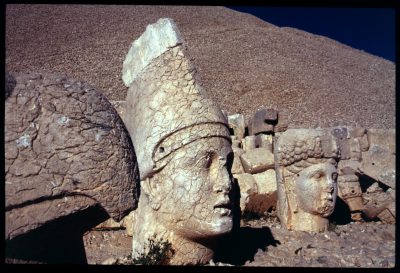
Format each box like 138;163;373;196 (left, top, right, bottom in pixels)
212;162;232;194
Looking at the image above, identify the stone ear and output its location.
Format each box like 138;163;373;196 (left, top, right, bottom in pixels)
142;177;161;211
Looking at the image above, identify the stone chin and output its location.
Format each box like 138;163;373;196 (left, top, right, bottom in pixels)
317;198;337;217
175;213;233;240
210;213;233;234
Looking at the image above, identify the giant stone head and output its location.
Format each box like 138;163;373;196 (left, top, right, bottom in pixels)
121;18;235;265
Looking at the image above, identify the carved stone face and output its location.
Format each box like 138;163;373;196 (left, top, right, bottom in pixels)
147;137;234;239
295;162;338;217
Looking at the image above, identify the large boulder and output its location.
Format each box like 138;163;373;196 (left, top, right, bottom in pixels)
5;72;140;240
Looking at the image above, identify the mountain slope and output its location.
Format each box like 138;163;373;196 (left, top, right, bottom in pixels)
6;5;395;129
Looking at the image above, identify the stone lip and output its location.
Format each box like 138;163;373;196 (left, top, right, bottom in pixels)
122;18;183;87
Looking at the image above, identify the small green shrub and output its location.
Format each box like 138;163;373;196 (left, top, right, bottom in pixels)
328;221;340;235
131;235;174;265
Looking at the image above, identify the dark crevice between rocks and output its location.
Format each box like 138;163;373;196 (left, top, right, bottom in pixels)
328;197;352;225
5;205;109;264
358;173;390;192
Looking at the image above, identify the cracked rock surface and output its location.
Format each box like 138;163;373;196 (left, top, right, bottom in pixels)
5;72;140;240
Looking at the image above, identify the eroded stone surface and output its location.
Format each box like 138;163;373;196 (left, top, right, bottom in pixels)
228;114;245;141
240;148;275;174
275;129;339;232
361;150;395;189
248;108;275;135
5;72;139;240
122;18;234;265
234;173;258;213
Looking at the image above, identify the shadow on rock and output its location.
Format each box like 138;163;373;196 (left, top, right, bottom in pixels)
213;226;280;265
5;205;109;264
328;197;352;225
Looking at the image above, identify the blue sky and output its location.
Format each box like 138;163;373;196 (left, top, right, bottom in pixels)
227;7;395;62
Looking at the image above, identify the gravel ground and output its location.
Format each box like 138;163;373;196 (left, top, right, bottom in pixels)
82;215;395;267
6;5;395;129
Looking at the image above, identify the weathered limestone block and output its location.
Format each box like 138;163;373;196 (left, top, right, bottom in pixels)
348;127;369;152
242;135;256;151
349;138;362;161
122;18;183;87
252;169;277;194
275;129;339;233
122;18;234;265
274;111;289;133
228;113;245;141
255;134;273;151
251;170;278;214
363;186;395;224
231;135;241;149
367;129;395;155
5;72;139;240
361;148;395;189
234;173;258;214
248;108;276;135
240;148;275;174
231;149;245;175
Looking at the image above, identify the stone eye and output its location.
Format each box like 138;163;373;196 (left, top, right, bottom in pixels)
313;172;322;179
332;172;338;180
204;152;214;169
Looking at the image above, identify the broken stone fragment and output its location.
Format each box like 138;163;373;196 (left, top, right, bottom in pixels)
254;134;273;151
274;111;289;133
122;17;183;87
252;169;277;195
361;149;395;189
240;148;275;174
251;170;278;214
366;129;395;155
228;113;245;141
231;149;245;174
231;135;242;149
349;127;367;138
248;108;276;135
242;135;256;151
349;138;362;161
5;72;140;240
233;173;258;213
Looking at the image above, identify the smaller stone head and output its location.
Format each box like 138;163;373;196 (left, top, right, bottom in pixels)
275;129;339;232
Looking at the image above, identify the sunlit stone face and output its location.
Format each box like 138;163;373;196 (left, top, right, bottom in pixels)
149;137;234;239
295;162;338;217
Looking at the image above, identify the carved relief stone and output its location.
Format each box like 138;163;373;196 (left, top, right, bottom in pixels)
122;18;234;265
275;129;339;232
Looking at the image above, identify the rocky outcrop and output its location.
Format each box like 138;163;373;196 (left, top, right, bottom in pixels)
5;72;140;240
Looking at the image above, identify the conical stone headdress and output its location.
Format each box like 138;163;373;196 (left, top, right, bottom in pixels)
122;18;231;180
